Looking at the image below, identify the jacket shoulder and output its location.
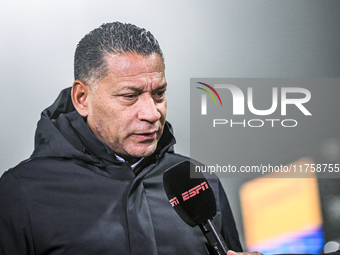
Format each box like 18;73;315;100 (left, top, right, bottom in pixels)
0;170;35;254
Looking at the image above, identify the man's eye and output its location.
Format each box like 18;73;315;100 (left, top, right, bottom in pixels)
152;91;166;102
155;91;165;97
123;94;137;99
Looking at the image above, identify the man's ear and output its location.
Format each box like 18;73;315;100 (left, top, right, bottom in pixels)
71;80;90;117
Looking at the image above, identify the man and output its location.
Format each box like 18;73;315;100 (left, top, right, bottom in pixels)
0;22;243;254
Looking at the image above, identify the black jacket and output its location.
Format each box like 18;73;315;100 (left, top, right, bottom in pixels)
0;88;242;254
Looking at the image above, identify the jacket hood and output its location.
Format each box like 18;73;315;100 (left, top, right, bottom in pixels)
31;87;176;164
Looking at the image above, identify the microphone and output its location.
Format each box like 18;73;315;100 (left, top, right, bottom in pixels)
163;160;229;255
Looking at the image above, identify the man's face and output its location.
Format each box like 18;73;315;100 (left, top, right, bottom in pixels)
85;53;167;163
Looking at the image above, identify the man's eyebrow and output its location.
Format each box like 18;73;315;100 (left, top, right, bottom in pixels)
155;83;167;90
122;83;167;92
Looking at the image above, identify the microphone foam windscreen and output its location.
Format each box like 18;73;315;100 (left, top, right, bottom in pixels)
163;161;217;227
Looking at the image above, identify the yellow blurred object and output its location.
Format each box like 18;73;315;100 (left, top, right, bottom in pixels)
240;157;323;248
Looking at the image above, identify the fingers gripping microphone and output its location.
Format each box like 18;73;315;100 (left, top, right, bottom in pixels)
163;161;228;255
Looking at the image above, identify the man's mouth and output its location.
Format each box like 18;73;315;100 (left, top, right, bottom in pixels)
133;131;158;141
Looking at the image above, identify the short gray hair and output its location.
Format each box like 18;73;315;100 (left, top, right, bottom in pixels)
74;22;164;88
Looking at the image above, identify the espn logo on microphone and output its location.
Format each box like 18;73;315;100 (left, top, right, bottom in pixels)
169;197;179;207
169;181;209;207
182;181;209;201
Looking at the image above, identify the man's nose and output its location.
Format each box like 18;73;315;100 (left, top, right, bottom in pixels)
137;94;160;123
